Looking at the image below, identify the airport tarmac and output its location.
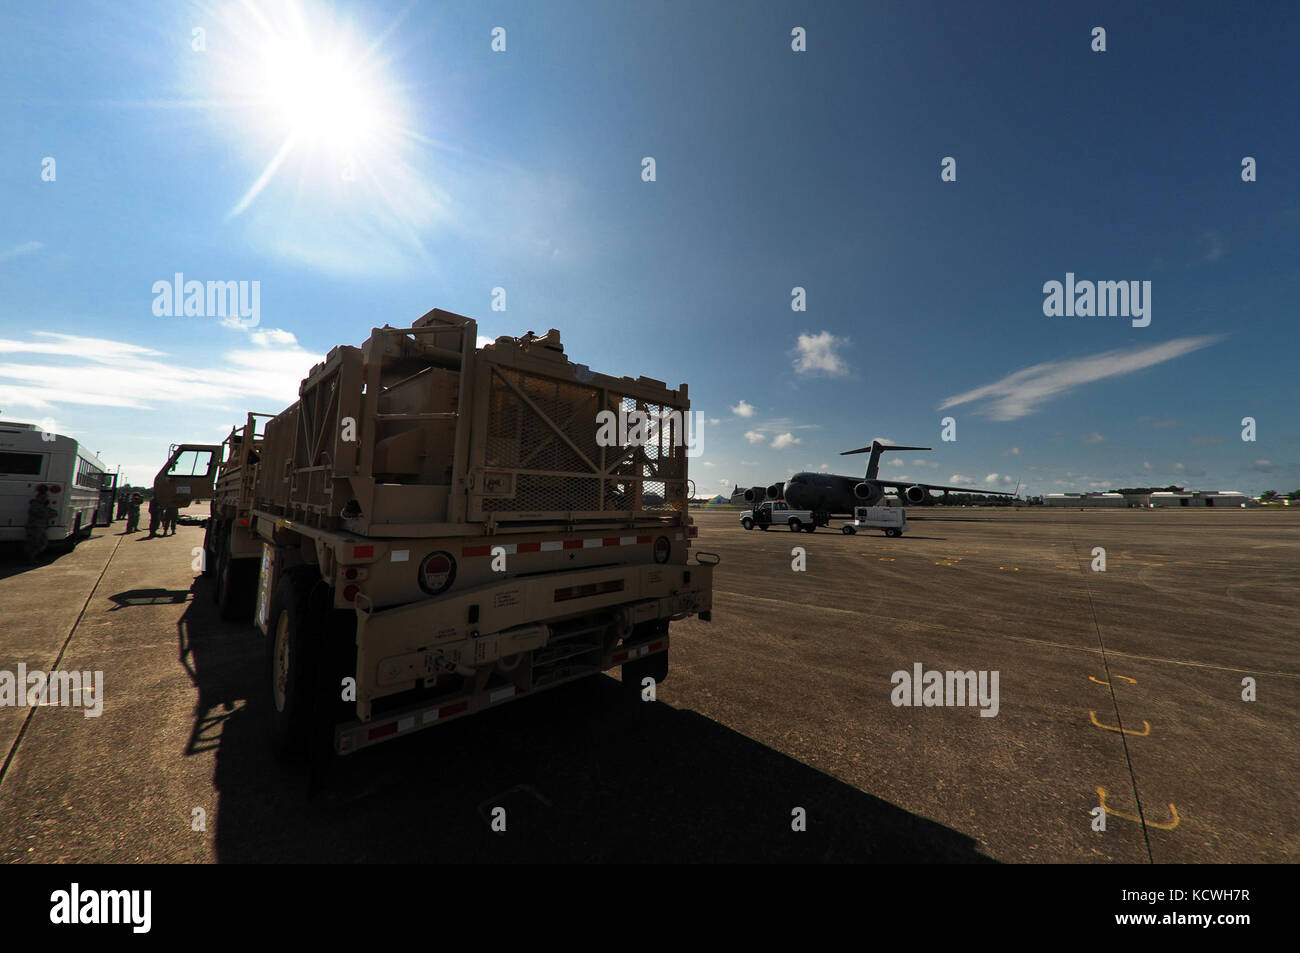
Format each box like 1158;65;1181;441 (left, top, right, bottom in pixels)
0;508;1295;863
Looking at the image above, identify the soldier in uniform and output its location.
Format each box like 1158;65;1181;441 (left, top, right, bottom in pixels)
23;485;57;562
163;505;179;536
126;493;142;533
147;497;161;538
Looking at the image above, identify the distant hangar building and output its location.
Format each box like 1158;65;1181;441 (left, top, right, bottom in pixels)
1044;493;1128;507
1046;490;1248;508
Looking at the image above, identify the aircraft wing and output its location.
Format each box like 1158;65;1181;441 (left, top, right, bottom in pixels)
876;481;1016;497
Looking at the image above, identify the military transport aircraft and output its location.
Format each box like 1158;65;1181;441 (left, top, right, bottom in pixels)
742;440;1015;523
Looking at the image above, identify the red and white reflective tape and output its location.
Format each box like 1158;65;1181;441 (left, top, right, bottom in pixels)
461;535;652;558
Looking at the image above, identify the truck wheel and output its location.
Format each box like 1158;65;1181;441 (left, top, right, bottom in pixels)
759;524;768;531
209;523;229;602
804;522;816;533
201;521;216;576
741;517;754;530
217;556;257;622
842;525;855;535
267;567;325;758
788;519;800;532
315;605;359;742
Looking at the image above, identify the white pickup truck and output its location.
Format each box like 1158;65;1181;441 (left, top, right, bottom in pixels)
740;500;818;532
842;505;909;537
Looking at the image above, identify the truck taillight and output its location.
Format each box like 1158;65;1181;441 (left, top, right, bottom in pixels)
653;536;670;563
48;484;61;493
343;584;360;601
418;551;456;595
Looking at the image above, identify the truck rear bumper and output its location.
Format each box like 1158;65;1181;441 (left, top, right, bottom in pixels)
349;560;711;732
335;631;670;755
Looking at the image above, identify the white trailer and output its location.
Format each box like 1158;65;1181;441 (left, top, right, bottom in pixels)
842;505;909;537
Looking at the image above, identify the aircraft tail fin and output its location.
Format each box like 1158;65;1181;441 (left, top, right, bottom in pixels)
840;440;931;480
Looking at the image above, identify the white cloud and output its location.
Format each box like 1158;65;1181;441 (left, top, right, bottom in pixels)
1083;432;1106;444
1007;447;1021;456
819;463;830;471
731;400;755;417
1252;459;1277;472
771;432;800;450
950;474;974;484
938;337;1220;421
0;330;320;413
0;241;43;262
887;458;905;467
744;430;765;444
476;335;494;348
793;331;849;377
707;417;721;425
1143;461;1153;470
250;328;298;347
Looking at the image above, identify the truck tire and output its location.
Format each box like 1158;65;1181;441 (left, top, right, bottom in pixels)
803;522;816;533
759;524;768;531
201;520;217;576
217;555;257;622
315;606;359;741
267;567;326;758
842;525;856;535
209;523;229;602
788;518;801;532
741;517;754;530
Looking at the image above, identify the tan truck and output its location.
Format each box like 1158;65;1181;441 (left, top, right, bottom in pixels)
208;307;715;756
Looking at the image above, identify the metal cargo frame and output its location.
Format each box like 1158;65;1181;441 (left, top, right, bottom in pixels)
252;308;693;537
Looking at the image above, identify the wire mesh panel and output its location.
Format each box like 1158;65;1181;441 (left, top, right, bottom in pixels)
476;364;689;519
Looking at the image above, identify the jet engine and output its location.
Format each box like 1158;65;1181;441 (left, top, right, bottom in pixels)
742;485;767;504
766;482;785;500
901;485;928;504
853;480;881;502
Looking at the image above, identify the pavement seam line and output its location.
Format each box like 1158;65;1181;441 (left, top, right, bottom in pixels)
1066;529;1155;864
0;531;124;790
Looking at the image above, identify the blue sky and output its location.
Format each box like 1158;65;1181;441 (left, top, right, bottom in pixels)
1;0;1296;494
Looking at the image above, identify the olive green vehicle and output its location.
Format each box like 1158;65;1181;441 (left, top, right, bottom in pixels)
204;307;715;756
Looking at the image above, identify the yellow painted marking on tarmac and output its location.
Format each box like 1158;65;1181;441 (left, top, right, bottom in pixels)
1089;674;1136;686
878;557;895;562
1096;787;1180;830
997;566;1020;571
1089;711;1150;735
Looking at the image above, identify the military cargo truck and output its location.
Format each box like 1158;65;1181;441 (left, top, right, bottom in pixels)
202;413;274;619
211;307;714;756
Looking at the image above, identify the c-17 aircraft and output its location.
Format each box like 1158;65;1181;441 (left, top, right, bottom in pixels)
742;440;1015;524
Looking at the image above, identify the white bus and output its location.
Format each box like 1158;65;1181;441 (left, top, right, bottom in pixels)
0;421;115;554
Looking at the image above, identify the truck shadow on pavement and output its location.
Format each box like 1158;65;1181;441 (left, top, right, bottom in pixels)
175;577;994;864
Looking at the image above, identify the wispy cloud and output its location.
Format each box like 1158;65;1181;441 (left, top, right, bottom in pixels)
731;399;755;418
938;337;1221;421
0;241;43;262
0;330;319;412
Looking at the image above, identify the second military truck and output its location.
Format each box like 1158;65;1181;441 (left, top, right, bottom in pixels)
204;307;714;756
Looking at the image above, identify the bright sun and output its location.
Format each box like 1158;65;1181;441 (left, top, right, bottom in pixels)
259;40;386;154
203;1;411;218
